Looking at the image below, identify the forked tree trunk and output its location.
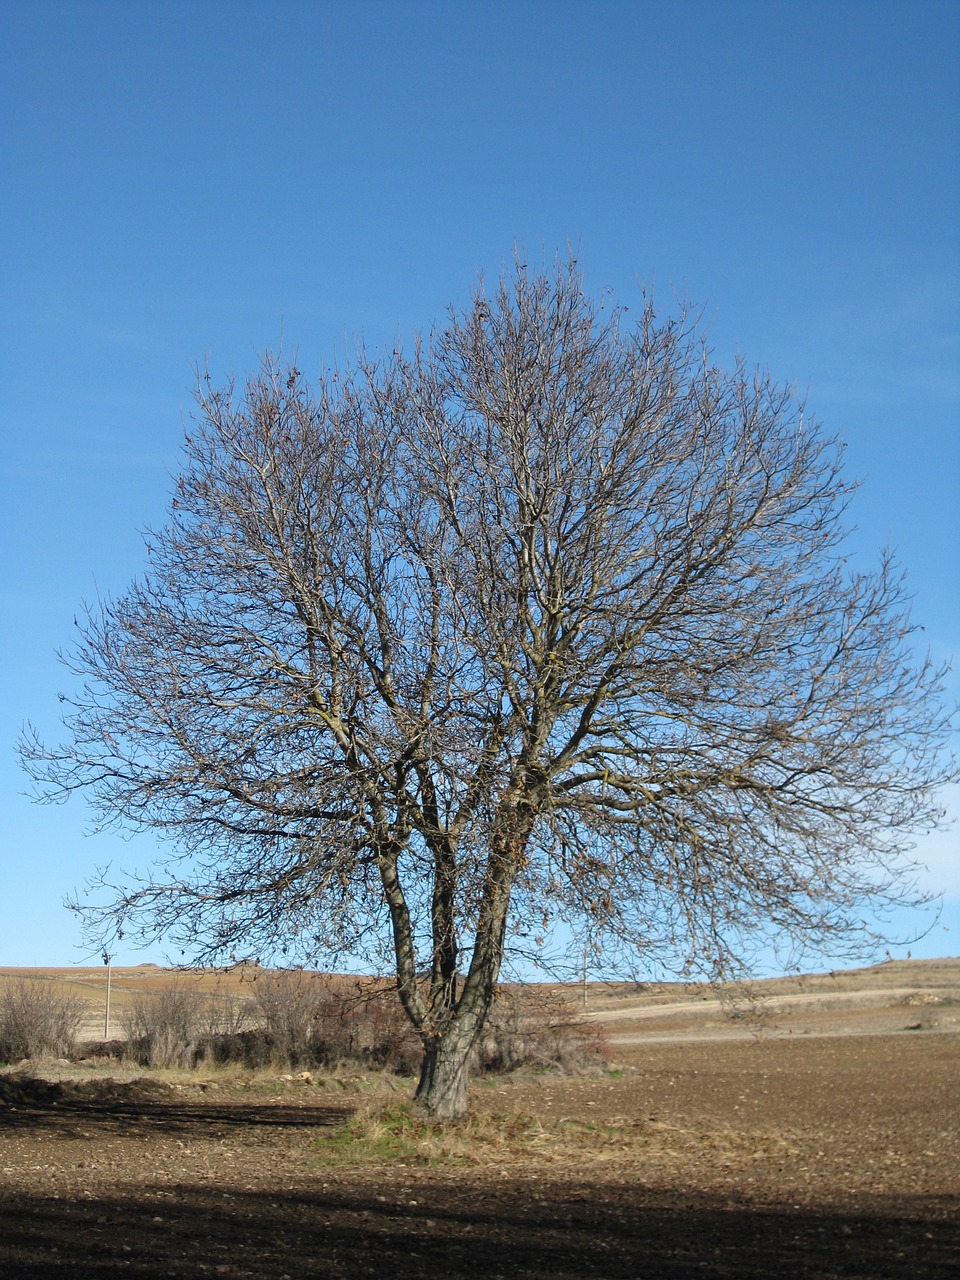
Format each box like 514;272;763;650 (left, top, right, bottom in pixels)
407;819;525;1121
413;1020;479;1122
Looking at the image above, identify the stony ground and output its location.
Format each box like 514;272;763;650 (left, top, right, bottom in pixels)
1;1031;957;1278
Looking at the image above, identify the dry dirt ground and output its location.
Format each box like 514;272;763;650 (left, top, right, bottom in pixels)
1;959;958;1279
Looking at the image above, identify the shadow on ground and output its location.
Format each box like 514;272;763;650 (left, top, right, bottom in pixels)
2;1179;957;1279
2;1070;957;1278
0;1075;346;1139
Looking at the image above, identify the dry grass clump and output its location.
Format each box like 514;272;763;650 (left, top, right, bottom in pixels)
313;1093;794;1171
314;1099;554;1167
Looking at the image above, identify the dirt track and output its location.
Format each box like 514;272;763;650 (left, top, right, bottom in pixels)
1;960;958;1277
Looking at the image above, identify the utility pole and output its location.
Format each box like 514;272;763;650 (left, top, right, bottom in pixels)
102;952;112;1040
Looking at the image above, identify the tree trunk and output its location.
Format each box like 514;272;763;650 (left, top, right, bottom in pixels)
413;1023;477;1122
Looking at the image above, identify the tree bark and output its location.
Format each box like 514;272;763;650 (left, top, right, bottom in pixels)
413;1022;478;1122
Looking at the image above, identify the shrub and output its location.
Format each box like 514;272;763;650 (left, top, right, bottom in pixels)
114;971;604;1078
474;988;608;1075
251;971;329;1067
121;983;252;1068
250;972;420;1072
0;978;86;1062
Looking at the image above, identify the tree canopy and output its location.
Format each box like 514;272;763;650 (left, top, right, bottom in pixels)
23;259;956;1117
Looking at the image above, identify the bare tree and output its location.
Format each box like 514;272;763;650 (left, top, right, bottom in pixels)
22;258;956;1118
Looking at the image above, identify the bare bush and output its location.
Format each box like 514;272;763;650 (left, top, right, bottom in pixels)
113;970;601;1078
251;971;329;1067
250;972;420;1072
196;991;252;1040
121;985;199;1068
247;971;604;1078
121;983;251;1068
352;983;421;1074
0;978;86;1062
475;989;608;1076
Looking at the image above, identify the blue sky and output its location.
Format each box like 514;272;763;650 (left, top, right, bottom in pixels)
1;0;957;971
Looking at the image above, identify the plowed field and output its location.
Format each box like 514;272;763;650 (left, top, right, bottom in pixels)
1;960;958;1278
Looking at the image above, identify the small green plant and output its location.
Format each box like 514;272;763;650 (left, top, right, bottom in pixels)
315;1102;434;1165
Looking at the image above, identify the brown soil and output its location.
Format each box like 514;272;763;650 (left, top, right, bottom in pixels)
1;960;958;1278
